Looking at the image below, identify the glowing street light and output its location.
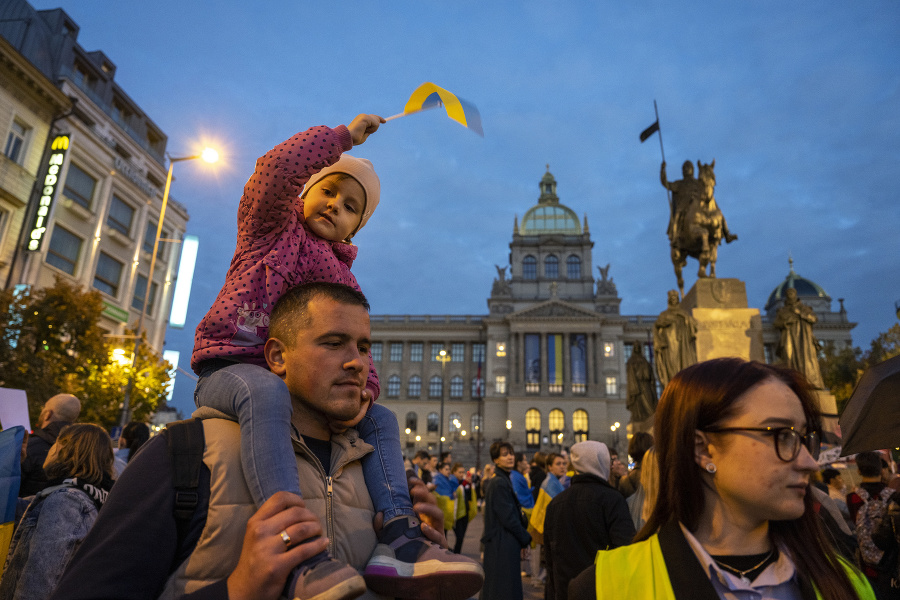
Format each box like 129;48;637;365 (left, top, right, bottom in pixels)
436;347;451;456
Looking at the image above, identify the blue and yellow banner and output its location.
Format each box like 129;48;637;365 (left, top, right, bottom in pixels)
528;474;564;544
547;334;563;385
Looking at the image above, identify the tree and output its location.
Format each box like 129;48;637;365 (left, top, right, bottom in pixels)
0;277;171;429
866;323;900;365
819;342;864;414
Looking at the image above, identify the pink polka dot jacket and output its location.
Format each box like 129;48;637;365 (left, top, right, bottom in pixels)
191;124;380;400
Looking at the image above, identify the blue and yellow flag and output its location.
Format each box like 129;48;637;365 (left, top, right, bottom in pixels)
0;426;26;579
387;82;484;136
528;474;564;545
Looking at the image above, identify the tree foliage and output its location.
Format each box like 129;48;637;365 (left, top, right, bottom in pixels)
819;323;900;414
0;277;171;429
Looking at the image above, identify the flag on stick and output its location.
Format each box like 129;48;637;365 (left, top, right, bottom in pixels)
385;82;484;136
640;120;660;142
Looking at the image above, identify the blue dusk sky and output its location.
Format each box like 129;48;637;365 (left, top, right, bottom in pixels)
28;1;900;416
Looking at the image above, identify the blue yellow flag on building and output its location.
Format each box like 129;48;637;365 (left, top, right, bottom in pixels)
386;82;483;136
528;474;564;544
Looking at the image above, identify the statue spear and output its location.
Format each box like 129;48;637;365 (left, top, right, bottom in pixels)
640;101;673;223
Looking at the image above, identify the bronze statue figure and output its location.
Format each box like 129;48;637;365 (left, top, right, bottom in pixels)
660;159;737;298
626;342;658;425
773;288;824;389
653;290;698;389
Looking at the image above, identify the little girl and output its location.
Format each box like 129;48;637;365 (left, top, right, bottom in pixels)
191;114;482;600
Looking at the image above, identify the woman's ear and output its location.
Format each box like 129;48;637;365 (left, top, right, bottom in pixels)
264;338;287;376
694;430;713;468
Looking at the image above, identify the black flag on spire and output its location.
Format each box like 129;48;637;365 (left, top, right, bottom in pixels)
639;120;660;142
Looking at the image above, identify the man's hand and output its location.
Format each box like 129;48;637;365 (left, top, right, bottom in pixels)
227;492;329;600
347;114;385;146
372;476;449;549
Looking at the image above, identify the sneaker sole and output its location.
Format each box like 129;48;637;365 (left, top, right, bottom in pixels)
364;563;484;600
300;574;367;600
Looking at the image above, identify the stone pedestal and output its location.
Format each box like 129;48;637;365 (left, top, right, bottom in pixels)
682;279;764;362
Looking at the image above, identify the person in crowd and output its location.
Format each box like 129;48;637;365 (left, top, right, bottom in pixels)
440;452;452;466
528;453;567;584
847;451;896;598
113;421;150;478
482;441;531;600
823;467;852;525
1;423;114;600
608;448;628;492
626;447;658;531
617;431;653;499
480;463;496;505
451;463;477;554
433;462;458;535
511;452;535;514
50;283;483;600
543;440;635;600
568;358;874;600
529;452;547;503
408;450;432;485
470;467;483;510
19;394;81;496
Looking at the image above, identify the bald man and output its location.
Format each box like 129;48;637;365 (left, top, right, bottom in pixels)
20;393;81;496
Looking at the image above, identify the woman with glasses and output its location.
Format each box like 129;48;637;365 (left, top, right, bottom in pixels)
570;358;874;600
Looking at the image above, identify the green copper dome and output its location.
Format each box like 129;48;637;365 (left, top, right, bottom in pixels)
519;167;582;235
765;257;829;311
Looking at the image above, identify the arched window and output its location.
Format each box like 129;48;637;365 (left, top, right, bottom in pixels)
449;412;461;433
387;375;401;397
573;409;589;442
408;375;421;398
523;255;537;280
405;412;418;432
427;412;439;432
566;255;581;279
549;408;564;436
450;376;464;398
471;414;483;434
544;255;559;279
526;408;542;449
471;376;484;398
429;376;443;398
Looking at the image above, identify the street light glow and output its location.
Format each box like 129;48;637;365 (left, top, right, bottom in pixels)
405;428;411;435
201;147;219;163
506;420;512;429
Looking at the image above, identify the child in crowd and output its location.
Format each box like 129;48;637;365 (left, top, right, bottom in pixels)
191;114;482;600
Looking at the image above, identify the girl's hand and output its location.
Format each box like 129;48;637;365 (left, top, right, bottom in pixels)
347;114;385;146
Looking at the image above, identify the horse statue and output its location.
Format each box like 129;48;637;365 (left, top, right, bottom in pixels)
661;159;737;298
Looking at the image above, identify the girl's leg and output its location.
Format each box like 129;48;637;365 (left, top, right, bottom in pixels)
194;362;301;505
356;403;413;522
452;515;469;554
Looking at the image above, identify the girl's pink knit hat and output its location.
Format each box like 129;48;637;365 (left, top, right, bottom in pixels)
301;154;380;234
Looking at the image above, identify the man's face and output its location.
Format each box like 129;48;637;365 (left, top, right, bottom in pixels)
276;296;371;427
428;456;438;470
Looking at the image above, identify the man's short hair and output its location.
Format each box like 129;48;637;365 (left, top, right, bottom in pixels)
414;450;431;461
856;451;883;478
546;452;563;468
490;441;514;461
531;451;546;468
269;282;369;346
628;432;654;464
821;467;841;485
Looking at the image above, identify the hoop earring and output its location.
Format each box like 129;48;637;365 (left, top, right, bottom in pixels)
705;463;717;474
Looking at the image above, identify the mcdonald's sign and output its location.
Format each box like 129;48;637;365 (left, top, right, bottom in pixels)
26;135;70;252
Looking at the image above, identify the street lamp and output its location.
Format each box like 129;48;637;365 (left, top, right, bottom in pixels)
436;347;451;456
118;149;218;427
610;421;621;455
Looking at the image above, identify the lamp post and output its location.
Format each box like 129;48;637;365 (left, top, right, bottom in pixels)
118;149;218;428
436;348;451;456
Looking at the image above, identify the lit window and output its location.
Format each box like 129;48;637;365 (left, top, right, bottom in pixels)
451;343;465;362
4;119;29;164
544;255;558;279
107;195;135;236
405;412;417;431
495;375;507;394
427;413;439;432
370;342;382;362
93;252;123;297
410;343;423;362
408;376;421;398
523;255;537;280
387;375;401;397
132;273;158;314
605;376;618;396
573;409;589;442
549;409;564;437
472;343;486;363
495;342;506;357
526;408;541;449
450;376;464;398
603;342;615;358
566;255;581;279
46;226;82;275
429;376;443;398
390;343;403;362
62;163;96;210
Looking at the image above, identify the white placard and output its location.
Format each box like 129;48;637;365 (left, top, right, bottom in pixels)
0;388;31;431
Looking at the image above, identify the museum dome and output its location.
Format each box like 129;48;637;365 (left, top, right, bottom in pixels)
765;257;829;312
519;167;582;235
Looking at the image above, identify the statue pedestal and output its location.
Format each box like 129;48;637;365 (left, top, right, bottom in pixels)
682;279;764;362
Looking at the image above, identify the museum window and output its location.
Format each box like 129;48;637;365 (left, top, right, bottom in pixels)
549;409;565;440
495;375;507;394
603;341;615;358
370;342;382;362
429;376;443;398
524;333;540;393
451;343;465;362
523;255;537;280
547;334;563;394
427;412;439;432
62;163;97;210
405;412;417;432
387;375;401;398
390;342;403;362
132;274;158;315
605;376;618;396
408;375;421;398
4;119;29;164
46;226;82;275
449;413;461;433
526;409;542;449
566;255;581;279
431;343;445;361
571;334;587;394
471;414;483;435
409;342;423;362
472;343;486;363
544;255;559;279
107;195;135;236
471;376;484;398
573;409;589;443
93;252;124;297
450;376;464;398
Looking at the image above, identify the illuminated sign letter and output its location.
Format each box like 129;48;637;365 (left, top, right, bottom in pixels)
26;135;70;252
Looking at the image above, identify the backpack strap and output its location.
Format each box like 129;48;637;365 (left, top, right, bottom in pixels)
166;419;205;543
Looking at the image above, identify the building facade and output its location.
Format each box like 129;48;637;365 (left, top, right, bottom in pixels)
0;2;187;355
371;168;855;465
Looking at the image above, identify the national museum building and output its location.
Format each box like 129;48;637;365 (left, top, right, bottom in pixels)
371;168;855;462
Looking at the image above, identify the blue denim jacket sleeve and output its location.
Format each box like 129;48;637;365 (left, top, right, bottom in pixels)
5;489;97;600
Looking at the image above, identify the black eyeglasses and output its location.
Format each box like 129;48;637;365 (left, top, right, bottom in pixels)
703;426;821;462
